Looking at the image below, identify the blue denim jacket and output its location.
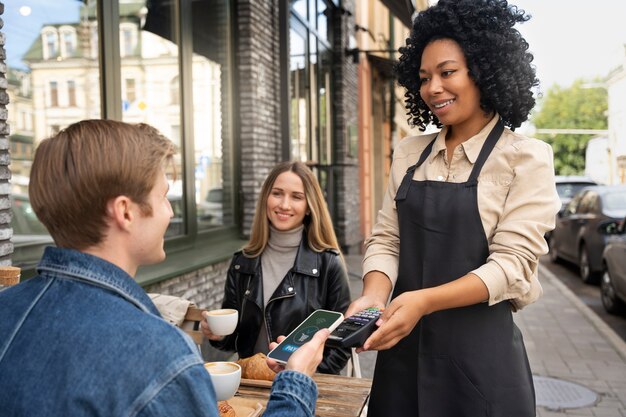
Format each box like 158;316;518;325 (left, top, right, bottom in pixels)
0;247;317;417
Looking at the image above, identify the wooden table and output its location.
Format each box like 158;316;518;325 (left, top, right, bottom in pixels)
235;374;372;417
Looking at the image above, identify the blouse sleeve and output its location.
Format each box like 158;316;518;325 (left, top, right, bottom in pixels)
361;142;410;286
471;139;561;309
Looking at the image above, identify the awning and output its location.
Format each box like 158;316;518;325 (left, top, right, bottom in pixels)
143;0;224;62
367;54;396;79
380;0;415;28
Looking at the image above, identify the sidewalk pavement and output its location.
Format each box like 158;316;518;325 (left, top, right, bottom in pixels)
343;254;626;416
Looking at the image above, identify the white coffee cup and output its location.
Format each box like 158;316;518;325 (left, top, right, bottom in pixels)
205;308;238;336
204;361;241;401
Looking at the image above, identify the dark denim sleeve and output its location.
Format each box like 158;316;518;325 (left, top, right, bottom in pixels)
135;365;220;417
264;371;318;417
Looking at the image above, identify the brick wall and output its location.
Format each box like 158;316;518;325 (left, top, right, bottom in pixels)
143;260;231;310
236;0;282;237
332;0;363;253
0;1;13;271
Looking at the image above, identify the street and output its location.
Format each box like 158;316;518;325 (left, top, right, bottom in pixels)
540;254;626;343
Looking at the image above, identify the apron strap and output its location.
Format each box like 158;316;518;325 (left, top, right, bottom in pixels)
395;137;437;201
468;118;504;182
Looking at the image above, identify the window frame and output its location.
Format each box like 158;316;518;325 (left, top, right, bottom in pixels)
13;0;241;282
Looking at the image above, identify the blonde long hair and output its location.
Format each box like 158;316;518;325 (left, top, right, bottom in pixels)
243;161;341;258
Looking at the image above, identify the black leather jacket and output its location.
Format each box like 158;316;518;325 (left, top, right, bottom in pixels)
210;236;351;374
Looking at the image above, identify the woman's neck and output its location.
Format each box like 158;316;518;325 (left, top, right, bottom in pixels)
444;112;495;161
268;224;304;251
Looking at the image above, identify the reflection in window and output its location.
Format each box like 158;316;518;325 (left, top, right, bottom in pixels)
121;27;134;57
62;30;75;56
288;1;334;215
6;0;101;252
190;0;232;229
49;81;59;107
170;76;179;105
290;0;307;20
318;46;332;165
316;0;329;43
68;80;76;106
121;0;184;236
44;31;58;58
290;27;308;161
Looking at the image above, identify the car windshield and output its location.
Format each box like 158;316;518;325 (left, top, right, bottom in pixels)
556;183;594;200
603;190;626;211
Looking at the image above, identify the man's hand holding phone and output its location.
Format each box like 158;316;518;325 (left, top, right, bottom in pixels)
266;329;330;376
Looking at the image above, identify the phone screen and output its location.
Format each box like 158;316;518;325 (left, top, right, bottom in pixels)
267;309;344;364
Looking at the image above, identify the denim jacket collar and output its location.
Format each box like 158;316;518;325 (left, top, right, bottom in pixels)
36;246;160;317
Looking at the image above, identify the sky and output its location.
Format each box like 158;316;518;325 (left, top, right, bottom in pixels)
505;0;626;91
5;0;626;90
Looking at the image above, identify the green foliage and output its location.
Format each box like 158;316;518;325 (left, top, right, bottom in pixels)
531;79;608;175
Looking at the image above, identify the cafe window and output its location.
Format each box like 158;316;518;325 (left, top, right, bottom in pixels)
289;1;333;163
288;0;335;211
6;0;235;271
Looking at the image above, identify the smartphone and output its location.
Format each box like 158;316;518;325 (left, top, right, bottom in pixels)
267;309;344;364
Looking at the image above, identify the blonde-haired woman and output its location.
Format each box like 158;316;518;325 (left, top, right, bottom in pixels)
202;161;351;374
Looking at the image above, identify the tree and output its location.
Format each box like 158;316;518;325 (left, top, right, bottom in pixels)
531;78;608;175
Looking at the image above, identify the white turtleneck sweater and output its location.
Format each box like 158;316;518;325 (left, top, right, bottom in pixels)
254;224;304;353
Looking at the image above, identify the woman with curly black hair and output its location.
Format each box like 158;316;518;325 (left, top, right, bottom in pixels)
346;0;561;415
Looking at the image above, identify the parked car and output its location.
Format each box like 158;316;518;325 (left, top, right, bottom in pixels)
548;185;626;284
554;175;597;210
197;187;223;226
600;216;626;315
10;194;51;243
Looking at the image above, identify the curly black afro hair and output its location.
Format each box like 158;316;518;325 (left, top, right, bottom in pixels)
395;0;538;131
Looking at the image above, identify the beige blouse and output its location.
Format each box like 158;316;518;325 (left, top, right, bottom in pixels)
363;115;561;310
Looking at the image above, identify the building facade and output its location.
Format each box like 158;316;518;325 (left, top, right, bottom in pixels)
0;0;373;296
0;0;426;322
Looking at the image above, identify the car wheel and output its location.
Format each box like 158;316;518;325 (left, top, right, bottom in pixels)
548;235;560;263
579;245;599;284
601;268;626;315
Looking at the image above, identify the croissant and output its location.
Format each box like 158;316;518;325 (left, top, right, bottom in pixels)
236;352;276;381
217;400;236;417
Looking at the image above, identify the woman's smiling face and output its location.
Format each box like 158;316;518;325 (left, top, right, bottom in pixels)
419;38;484;129
266;171;308;231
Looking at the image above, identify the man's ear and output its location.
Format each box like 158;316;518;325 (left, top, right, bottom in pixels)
106;196;134;230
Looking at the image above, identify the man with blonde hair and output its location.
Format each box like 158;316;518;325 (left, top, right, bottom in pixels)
0;119;328;417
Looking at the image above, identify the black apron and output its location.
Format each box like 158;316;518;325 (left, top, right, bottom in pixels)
368;120;535;417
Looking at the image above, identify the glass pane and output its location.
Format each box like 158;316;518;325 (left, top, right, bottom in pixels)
123;0;184;237
318;45;332;165
5;0;101;247
290;27;309;161
317;0;329;43
309;37;318;163
191;0;232;230
290;0;307;20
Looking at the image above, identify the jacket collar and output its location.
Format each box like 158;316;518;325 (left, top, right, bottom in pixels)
36;246;161;316
236;231;321;278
